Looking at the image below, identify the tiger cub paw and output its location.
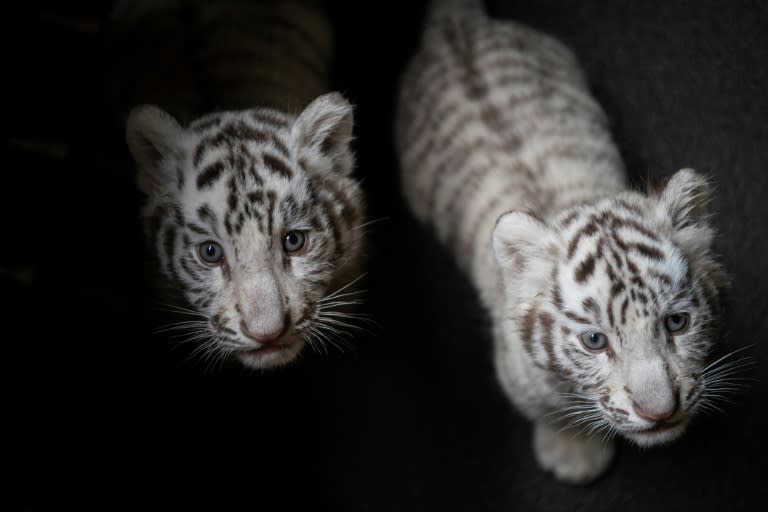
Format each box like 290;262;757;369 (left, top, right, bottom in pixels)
533;421;615;484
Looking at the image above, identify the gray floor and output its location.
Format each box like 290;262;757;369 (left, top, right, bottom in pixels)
3;0;766;509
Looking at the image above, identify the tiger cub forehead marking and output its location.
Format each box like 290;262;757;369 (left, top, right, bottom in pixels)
555;200;694;338
189;111;297;187
178;110;316;241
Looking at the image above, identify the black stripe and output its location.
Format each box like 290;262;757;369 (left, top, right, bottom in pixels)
162;225;176;261
620;298;629;325
611;217;660;242
180;256;202;281
559;210;580;228
173;206;185;227
176;165;185;191
251;110;290;128
266;191;276;235
227;189;238;212
223;121;269;144
574;254;596;283
197;205;218;227
614;199;644;216
162;225;178;281
316;177;359;226
263;153;293;179
319;199;343;260
552;283;563;309
539;312;557;370
567;221;599;260
194;132;229;168
521;306;537;356
582;298;601;322
564;311;591;324
187;222;210;235
190;116;222;133
649;269;673;287
196;162;226;189
247;190;264;204
249;161;265;185
633;243;664;260
271;136;290;158
609;281;626;301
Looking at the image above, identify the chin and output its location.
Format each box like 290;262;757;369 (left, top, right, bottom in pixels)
235;338;306;369
621;419;689;447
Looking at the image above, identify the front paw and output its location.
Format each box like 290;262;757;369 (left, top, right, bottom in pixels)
533;421;615;484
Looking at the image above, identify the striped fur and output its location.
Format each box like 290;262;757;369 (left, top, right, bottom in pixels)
119;0;365;369
396;0;727;483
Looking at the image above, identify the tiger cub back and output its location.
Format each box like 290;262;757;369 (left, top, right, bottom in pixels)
108;0;332;122
397;0;728;483
113;0;366;369
396;0;625;302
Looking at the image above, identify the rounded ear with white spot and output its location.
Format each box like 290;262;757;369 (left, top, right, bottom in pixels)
656;168;715;253
493;211;559;276
291;92;355;176
126;105;183;195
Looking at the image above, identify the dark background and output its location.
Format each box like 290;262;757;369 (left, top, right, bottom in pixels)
2;0;767;509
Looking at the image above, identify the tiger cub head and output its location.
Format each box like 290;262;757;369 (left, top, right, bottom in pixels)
493;169;729;446
126;92;363;369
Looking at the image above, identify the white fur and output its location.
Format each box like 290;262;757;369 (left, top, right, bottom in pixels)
397;1;727;483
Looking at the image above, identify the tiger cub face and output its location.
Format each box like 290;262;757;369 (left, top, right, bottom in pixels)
126;93;363;369
493;169;728;446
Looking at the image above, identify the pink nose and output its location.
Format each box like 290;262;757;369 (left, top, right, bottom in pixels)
632;398;679;423
240;320;286;344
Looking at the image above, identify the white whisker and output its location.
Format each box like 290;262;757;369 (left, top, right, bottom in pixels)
701;345;755;373
321;273;367;300
689;345;757;418
353;216;390;231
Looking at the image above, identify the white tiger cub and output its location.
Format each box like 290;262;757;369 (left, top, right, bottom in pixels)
396;0;728;483
115;0;365;369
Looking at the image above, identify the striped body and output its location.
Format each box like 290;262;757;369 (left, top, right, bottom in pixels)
120;0;365;369
397;1;728;483
109;0;332;122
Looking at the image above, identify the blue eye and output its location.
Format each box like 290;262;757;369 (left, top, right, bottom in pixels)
580;331;609;352
664;313;689;334
198;241;224;264
283;230;307;253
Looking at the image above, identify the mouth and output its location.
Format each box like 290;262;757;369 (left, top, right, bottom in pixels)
637;419;683;434
620;417;689;446
239;342;295;355
233;338;305;369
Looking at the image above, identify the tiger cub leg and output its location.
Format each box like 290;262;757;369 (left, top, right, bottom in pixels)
533;420;615;484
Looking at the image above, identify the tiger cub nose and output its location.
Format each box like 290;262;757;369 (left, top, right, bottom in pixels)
632;397;679;423
240;319;287;344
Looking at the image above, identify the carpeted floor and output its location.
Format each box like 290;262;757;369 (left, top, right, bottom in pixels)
3;0;767;509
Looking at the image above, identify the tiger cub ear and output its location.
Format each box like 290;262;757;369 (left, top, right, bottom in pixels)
493;211;560;275
656;168;712;229
291;92;355;176
126;105;184;195
655;168;715;253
